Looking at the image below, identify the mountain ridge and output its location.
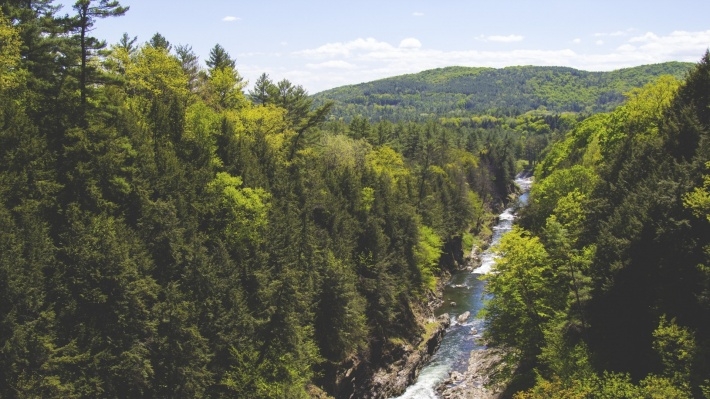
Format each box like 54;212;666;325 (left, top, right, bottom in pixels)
312;62;694;121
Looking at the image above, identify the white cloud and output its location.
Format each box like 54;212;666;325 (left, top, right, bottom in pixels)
412;12;424;17
294;37;395;58
476;34;524;43
573;38;582;44
306;60;357;70
399;38;422;49
222;16;240;22
281;41;289;46
596;40;605;45
254;30;710;93
627;30;710;57
595;29;634;37
238;52;272;57
629;32;659;43
616;44;636;52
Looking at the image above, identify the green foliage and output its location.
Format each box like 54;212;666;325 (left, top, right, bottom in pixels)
487;54;710;398
482;227;560;371
366;145;409;181
148;32;170;51
206;172;270;245
0;11;21;91
414;225;443;291
652;316;696;390
684;161;710;222
313;63;693;122
72;0;129;123
123;44;189;100
206;43;235;72
527;165;597;229
0;3;531;396
598;75;681;159
534;113;610;178
207;66;247;110
515;372;689;399
314;252;367;363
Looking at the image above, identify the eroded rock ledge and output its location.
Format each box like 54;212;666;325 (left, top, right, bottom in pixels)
330;313;451;399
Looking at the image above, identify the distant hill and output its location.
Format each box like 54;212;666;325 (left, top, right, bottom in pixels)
312;62;694;121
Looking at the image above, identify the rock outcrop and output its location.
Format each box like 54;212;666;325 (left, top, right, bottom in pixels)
333;314;451;399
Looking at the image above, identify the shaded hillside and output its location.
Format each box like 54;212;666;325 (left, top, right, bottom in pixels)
481;54;710;398
313;62;693;121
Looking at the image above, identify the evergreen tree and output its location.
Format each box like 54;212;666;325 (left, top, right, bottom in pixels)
206;43;235;72
117;32;137;54
248;72;274;106
71;0;129;125
175;44;200;92
148;32;171;51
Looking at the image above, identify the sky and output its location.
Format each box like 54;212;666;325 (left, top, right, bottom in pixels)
55;0;710;94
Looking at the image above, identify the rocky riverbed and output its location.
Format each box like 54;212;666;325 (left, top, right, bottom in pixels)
436;347;504;399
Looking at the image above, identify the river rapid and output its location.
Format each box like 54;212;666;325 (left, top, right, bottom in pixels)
390;175;533;399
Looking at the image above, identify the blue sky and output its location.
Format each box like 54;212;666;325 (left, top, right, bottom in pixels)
56;0;710;93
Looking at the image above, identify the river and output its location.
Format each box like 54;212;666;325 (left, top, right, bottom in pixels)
390;175;533;399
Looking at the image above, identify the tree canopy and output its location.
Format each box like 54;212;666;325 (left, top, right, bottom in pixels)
0;3;520;397
313;63;693;122
482;52;710;398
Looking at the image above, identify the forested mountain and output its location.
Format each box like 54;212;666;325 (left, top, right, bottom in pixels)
481;54;710;398
313;63;693;121
0;2;520;398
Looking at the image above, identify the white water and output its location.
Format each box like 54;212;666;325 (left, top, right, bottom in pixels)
390;175;532;399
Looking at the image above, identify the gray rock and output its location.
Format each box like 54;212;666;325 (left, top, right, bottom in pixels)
457;311;470;323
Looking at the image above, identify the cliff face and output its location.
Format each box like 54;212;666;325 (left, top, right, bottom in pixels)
324;314;450;399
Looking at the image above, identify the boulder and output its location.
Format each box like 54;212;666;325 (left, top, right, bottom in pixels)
457;311;470;323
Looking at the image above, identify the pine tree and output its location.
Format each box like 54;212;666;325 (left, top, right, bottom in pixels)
248;73;274;106
117;32;137;54
71;0;129;125
148;32;171;51
206;43;235;72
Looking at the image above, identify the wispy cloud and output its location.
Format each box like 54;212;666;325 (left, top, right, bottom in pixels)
572;38;582;44
412;12;424;17
476;34;524;43
596;40;605;46
222;16;241;22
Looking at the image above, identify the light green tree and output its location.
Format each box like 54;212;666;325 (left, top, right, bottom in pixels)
482;227;563;377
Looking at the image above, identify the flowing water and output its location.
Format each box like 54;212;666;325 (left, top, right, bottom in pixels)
390;175;532;399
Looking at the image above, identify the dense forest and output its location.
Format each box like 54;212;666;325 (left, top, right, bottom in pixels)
482;54;710;398
0;2;524;397
4;1;708;399
312;63;693;122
